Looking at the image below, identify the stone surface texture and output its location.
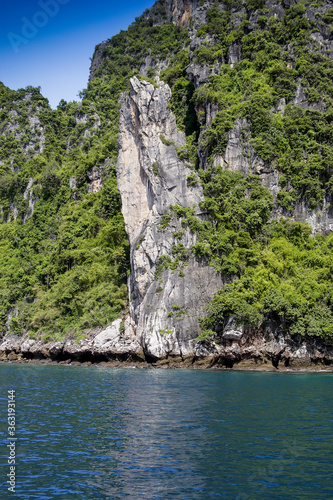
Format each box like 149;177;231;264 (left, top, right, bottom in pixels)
0;317;141;363
3;0;333;369
117;76;223;359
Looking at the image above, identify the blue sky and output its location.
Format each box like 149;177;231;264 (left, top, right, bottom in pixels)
1;0;155;108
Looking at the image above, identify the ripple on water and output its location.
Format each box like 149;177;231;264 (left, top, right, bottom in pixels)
0;365;333;499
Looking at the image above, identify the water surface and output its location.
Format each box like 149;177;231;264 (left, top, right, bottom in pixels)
0;364;332;499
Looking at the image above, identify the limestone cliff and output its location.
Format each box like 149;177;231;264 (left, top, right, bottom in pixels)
89;0;333;234
117;77;223;359
2;0;333;369
207;115;333;234
97;0;333;362
0;86;46;170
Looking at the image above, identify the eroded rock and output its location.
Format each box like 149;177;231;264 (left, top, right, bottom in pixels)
117;76;223;358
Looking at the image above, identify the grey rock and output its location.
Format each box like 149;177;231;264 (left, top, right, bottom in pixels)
0;317;141;362
223;331;244;341
22;189;37;224
2;322;333;369
69;176;77;190
87;166;103;193
228;42;242;66
186;63;210;88
292;197;333;234
157;0;201;28
204;100;219;127
194;339;221;357
23;177;34;200
223;317;244;341
92;317;140;356
117;76;202;243
89;41;109;81
22;177;36;223
292;84;326;113
212;118;263;178
7;203;18;222
276;98;286;115
75;110;100;128
117;76;224;358
265;1;285;21
139;55;169;77
0;101;45;165
208;113;333;231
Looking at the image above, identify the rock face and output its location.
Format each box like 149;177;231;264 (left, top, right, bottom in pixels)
147;0;201;28
2;0;333;370
0;317;142;363
89;0;333;235
208;117;333;233
117;77;201;241
194;328;333;370
87;165;103;193
164;0;198;28
117;76;223;359
2;320;333;371
0;97;45;170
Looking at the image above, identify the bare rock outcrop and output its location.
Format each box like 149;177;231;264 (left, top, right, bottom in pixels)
117;77;223;359
209;117;333;233
0;317;142;363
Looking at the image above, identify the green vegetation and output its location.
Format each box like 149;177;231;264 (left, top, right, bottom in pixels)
199;220;333;341
158;213;172;231
159;134;174;146
152;162;159;176
171;305;188;320
169;169;333;342
159;328;173;336
135;234;145;250
2;0;333;346
0;89;130;338
192;2;333;209
0;13;190;340
187;173;199;187
157;1;333;343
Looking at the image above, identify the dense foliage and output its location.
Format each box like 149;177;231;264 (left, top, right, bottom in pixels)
168;170;333;341
160;0;333;341
0;15;190;339
2;0;333;344
0;84;130;338
193;1;333;209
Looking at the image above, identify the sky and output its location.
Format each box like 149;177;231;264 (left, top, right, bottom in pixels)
1;0;155;108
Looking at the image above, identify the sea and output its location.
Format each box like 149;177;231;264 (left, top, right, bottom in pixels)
0;364;332;499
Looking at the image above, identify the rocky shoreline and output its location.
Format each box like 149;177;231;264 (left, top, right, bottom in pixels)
2;357;333;373
1;318;333;372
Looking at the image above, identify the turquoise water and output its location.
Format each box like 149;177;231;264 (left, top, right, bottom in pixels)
0;365;333;499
